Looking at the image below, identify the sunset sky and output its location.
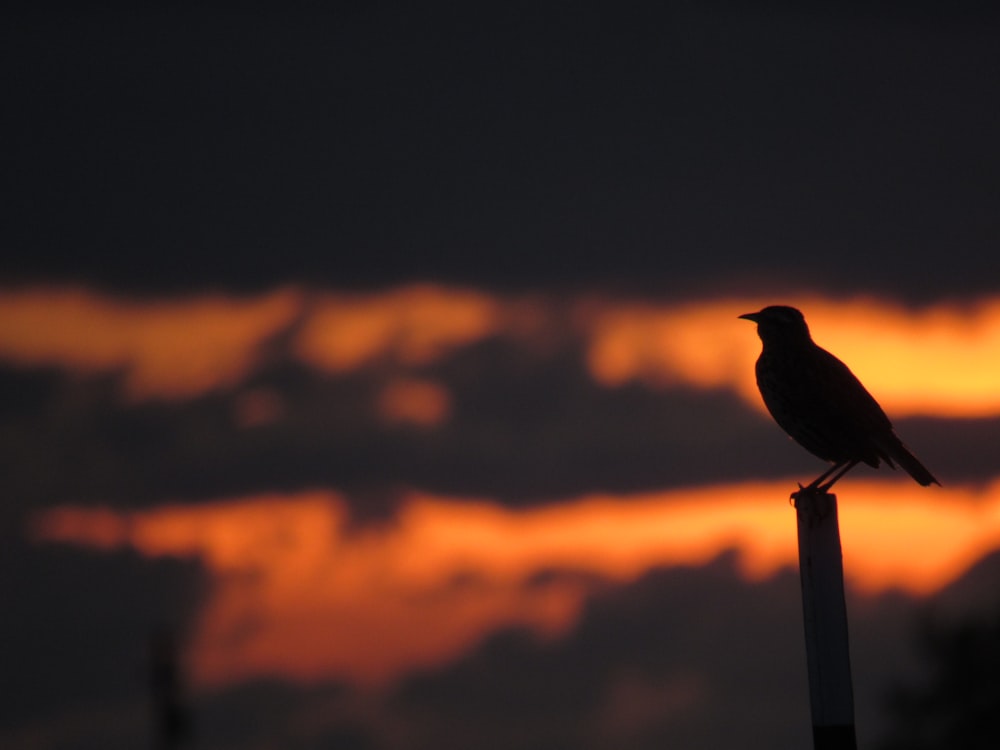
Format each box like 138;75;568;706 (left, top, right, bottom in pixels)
4;3;1000;749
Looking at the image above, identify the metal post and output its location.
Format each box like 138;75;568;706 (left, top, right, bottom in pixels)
793;486;857;750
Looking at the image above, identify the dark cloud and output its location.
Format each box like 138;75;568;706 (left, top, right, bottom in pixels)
0;533;205;737
903;416;1000;487
386;552;922;750
0;331;967;523
4;2;1000;300
5;535;995;749
195;679;364;750
921;549;1000;621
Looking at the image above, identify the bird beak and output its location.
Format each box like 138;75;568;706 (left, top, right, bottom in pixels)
738;311;761;322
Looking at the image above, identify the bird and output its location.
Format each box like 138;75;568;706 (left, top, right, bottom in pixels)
739;305;939;493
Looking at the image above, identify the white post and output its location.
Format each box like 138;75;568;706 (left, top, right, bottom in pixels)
794;487;857;750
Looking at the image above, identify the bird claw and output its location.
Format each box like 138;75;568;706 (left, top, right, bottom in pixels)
789;482;807;507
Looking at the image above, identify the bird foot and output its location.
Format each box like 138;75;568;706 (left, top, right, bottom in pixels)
788;482;808;507
791;485;835;518
790;481;819;507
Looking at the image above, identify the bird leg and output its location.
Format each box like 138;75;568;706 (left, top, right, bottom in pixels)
814;460;859;493
798;460;859;494
797;462;843;492
791;460;860;505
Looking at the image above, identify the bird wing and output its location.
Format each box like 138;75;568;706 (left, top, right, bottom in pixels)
811;346;893;431
813;346;930;469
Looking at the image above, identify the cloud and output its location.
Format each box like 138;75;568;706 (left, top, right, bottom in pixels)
179;552;928;750
4;285;1000;421
30;480;1000;691
581;294;1000;418
194;680;374;750
387;556;821;750
5;288;993;532
295;285;502;373
0;287;300;400
5;539;986;750
0;358;772;515
0;533;204;742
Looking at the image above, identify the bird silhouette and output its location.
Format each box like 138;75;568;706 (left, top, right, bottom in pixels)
740;305;939;492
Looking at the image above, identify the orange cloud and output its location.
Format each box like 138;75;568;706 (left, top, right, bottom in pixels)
2;285;1000;417
580;295;1000;418
0;286;300;400
295;285;501;373
578;298;759;393
33;492;585;688
31;480;1000;688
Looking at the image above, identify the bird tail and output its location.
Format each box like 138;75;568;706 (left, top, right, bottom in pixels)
878;433;941;487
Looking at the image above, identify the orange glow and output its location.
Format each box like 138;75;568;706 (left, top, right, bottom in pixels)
2;285;1000;416
579;298;759;392
580;296;1000;418
32;480;1000;688
33;491;585;687
377;378;451;427
0;287;300;400
800;298;1000;418
295;285;501;372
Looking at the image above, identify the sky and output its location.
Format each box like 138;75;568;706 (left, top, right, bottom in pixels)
3;2;1000;749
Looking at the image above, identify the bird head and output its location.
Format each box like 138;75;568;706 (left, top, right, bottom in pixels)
739;305;812;347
